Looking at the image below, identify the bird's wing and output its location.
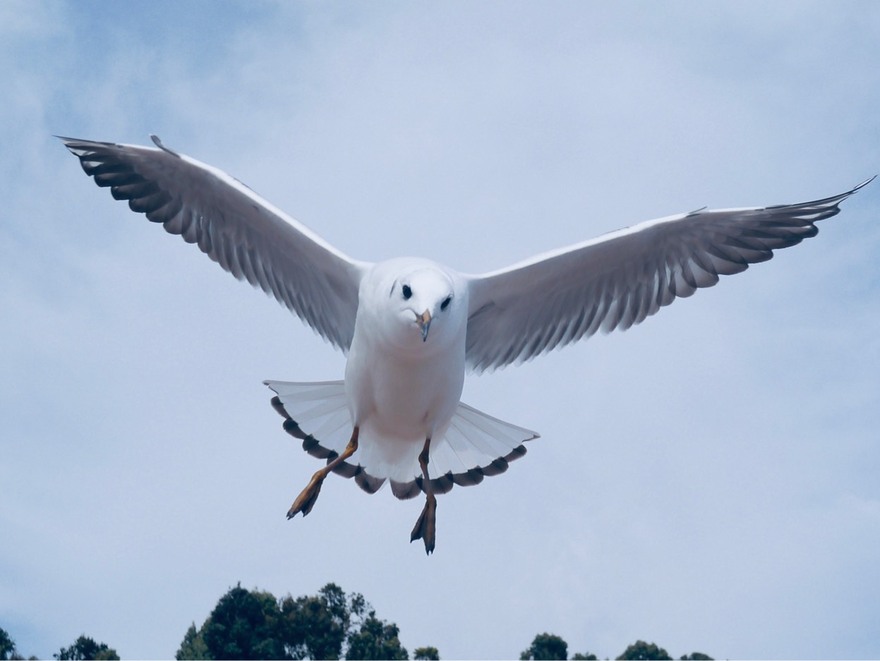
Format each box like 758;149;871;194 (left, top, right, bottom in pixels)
464;178;873;372
60;136;368;352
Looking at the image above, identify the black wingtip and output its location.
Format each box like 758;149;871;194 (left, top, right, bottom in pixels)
853;175;877;192
823;175;875;209
55;134;181;158
55;135;89;153
831;175;875;202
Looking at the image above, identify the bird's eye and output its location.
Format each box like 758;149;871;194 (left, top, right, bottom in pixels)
440;296;452;311
402;284;412;300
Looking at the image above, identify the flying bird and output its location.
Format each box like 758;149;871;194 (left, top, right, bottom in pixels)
60;135;871;553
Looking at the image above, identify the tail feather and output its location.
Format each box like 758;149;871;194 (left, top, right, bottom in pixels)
264;379;539;500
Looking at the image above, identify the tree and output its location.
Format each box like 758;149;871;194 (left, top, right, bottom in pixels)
177;582;421;661
571;654;598;660
279;582;357;659
0;628;15;661
200;584;284;659
617;641;671;660
54;635;119;660
679;654;712;660
520;633;568;660
176;623;210;660
344;612;408;660
413;647;440;660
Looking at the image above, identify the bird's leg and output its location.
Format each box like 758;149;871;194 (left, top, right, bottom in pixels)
410;437;437;555
287;426;359;519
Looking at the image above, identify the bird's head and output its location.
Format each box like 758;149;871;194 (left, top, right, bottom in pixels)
363;258;466;353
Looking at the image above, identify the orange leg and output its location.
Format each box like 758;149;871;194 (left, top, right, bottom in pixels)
287;426;359;518
410;437;437;555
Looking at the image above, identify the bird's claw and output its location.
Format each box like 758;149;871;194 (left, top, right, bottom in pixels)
410;494;437;555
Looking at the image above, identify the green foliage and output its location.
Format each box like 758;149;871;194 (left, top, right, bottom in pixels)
517;634;706;661
176;623;210;660
175;582;415;661
279;583;353;659
0;626;39;660
199;585;285;659
520;633;568;660
616;640;671;660
53;635;119;660
10;586;717;661
344;612;407;660
0;628;15;661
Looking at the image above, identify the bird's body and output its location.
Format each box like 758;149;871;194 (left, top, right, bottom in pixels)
344;258;467;483
61;134;871;553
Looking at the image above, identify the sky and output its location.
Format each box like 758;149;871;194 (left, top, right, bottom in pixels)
2;1;879;659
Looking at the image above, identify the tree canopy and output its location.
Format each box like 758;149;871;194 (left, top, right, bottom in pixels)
1;628;16;661
177;624;210;660
520;632;568;660
54;635;119;660
615;640;712;661
2;592;715;660
518;633;710;661
175;582;411;660
344;613;407;660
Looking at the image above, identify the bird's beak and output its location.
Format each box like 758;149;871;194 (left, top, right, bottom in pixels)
417;309;432;342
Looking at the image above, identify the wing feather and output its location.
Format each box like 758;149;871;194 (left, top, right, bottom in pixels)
60;136;368;351
465;178;873;372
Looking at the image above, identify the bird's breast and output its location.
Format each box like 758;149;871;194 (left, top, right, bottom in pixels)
344;334;465;443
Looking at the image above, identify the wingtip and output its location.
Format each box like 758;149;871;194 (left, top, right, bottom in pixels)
854;175;877;191
55;134;181;156
829;175;876;206
55;135;85;152
55;135;124;158
263;380;282;395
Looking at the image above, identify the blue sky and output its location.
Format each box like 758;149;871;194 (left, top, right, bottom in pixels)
2;1;879;658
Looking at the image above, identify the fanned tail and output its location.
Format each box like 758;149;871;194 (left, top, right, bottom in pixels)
264;380;539;500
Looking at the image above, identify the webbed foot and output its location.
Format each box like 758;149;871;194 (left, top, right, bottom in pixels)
410;493;437;555
287;474;324;518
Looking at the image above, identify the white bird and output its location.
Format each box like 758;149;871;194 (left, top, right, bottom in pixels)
61;135;871;554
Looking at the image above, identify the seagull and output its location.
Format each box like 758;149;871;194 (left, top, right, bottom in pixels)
60;135;871;554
